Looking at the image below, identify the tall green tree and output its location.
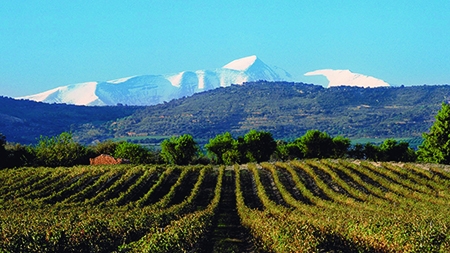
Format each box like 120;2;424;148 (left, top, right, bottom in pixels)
161;134;199;165
418;102;450;164
297;130;334;159
331;136;351;158
243;130;277;163
205;132;235;164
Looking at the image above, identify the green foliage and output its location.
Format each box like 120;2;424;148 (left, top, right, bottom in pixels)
91;140;121;156
418;102;450;164
378;139;416;162
34;132;90;167
0;133;6;168
273;140;302;161
204;130;276;164
114;142;156;164
4;143;35;168
243;130;277;163
297;130;334;159
204;132;235;164
160;134;199;165
332;136;351;158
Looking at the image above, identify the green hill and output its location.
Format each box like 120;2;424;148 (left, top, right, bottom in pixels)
2;81;450;145
0;96;140;144
77;81;449;143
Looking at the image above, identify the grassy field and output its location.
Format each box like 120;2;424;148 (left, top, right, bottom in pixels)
1;160;450;252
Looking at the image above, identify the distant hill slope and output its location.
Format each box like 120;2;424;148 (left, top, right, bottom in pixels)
0;96;140;144
75;81;450;143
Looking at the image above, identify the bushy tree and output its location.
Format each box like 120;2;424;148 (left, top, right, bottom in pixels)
91;140;121;156
418;102;450;164
243;130;277;163
273;140;302;161
297;130;334;159
4;143;35;168
34;132;89;167
332;136;351;158
161;134;199;165
379;139;416;162
114;142;155;164
205;132;235;164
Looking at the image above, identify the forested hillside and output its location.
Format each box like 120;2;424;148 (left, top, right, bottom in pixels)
0;96;140;144
2;82;450;145
77;81;450;143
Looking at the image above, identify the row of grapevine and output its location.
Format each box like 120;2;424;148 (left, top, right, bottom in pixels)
235;160;450;252
0;165;220;252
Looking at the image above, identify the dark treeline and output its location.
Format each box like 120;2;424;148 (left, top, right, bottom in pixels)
0;130;416;169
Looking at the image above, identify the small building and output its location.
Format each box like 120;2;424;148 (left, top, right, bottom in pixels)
90;154;130;165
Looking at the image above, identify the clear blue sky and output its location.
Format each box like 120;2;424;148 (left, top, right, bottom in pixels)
1;0;449;97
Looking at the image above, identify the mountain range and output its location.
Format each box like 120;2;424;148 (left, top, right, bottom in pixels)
17;56;393;106
19;56;292;106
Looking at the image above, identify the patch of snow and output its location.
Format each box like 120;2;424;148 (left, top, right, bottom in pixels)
223;55;257;71
18;86;64;101
166;71;185;87
107;76;136;84
18;81;100;105
63;82;99;105
196;70;205;90
304;69;390;88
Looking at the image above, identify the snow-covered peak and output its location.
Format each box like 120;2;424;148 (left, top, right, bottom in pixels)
222;55;258;71
304;69;390;88
18;56;291;106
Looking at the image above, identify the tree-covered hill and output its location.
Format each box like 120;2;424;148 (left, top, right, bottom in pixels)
77;81;450;143
0;96;141;144
2;81;450;145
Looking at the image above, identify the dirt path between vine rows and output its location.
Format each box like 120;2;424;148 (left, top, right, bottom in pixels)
200;169;263;253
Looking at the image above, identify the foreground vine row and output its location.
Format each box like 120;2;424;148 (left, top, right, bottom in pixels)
1;160;450;252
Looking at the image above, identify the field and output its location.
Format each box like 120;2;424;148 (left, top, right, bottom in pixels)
1;160;450;252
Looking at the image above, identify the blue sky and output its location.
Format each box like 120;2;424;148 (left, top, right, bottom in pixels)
1;0;449;97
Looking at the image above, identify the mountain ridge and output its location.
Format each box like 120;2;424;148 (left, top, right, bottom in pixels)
18;56;291;106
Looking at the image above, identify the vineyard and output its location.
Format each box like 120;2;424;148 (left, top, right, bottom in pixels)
1;160;450;252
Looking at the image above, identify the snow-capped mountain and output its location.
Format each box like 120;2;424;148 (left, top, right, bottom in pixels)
19;55;292;106
304;69;390;88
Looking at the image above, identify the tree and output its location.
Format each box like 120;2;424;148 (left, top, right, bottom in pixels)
114;142;153;164
161;134;199;165
243;130;277;163
379;139;416;162
0;133;7;168
205;132;235;164
274;140;303;161
332;136;351;158
298;130;334;159
91;140;121;156
418;102;450;164
4;143;35;168
363;143;380;161
34;132;89;167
